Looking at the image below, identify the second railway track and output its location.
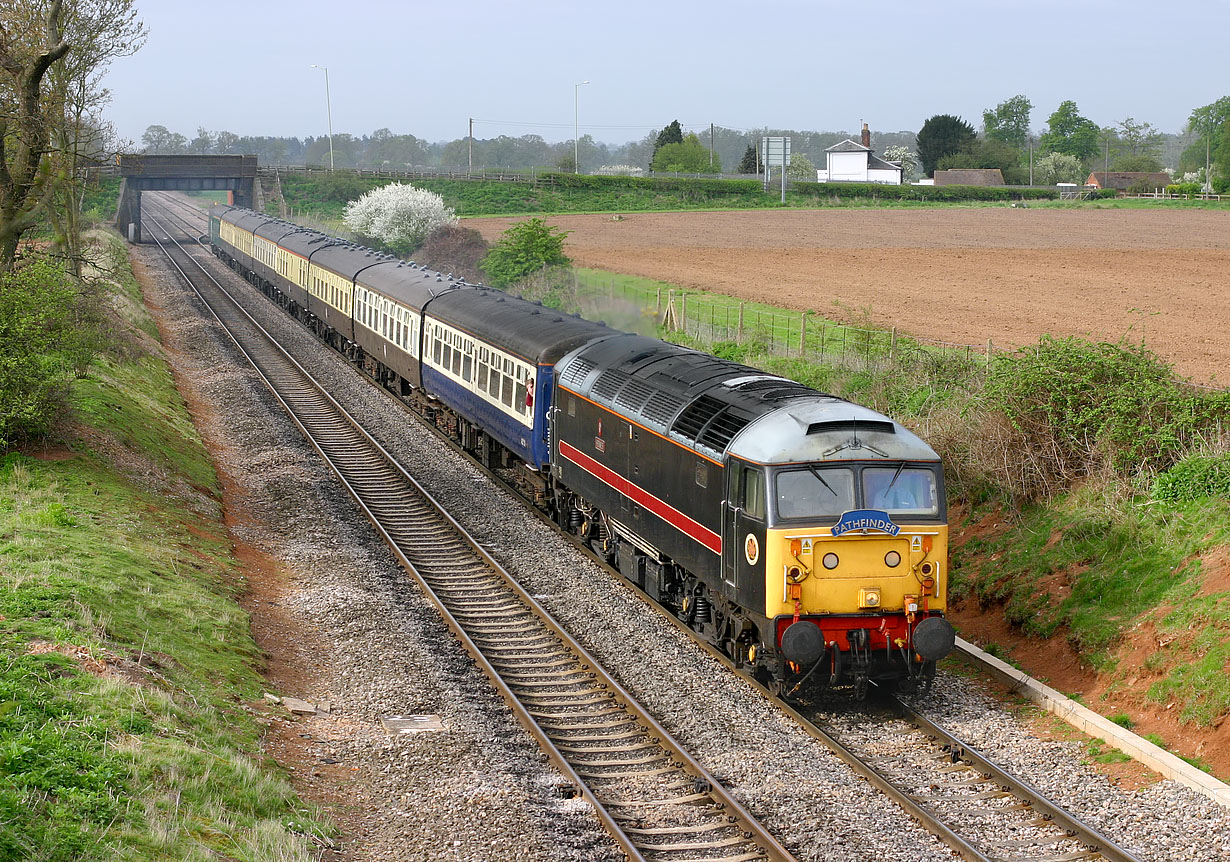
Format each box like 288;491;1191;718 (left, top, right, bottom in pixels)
141;199;794;862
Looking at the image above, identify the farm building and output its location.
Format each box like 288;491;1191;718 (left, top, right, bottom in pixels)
933;169;1004;186
1086;171;1171;191
815;124;903;185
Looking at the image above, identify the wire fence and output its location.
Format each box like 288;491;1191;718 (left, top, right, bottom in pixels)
576;273;995;381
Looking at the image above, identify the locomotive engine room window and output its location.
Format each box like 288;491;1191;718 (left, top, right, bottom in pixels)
695;462;708;489
776;467;853;520
862;466;938;517
567;396;576;417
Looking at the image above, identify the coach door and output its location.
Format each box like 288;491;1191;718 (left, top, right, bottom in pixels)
723;460;766;597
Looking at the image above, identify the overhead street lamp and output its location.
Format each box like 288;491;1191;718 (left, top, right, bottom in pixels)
574;80;589;175
310;64;334;172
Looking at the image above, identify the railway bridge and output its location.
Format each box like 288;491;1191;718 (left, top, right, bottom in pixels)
116;154;261;242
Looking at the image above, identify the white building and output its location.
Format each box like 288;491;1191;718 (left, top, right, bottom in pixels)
815;124;903;185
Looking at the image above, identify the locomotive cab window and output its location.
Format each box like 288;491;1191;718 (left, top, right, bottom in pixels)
730;464;765;520
862;465;939;517
776;467;855;521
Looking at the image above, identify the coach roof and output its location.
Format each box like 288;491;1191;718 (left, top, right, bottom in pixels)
357;260;471;310
426;287;612;365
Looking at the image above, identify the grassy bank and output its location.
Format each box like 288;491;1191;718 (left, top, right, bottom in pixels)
0;233;328;861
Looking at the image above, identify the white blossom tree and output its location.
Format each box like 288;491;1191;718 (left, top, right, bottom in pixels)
343;183;457;255
1032;152;1084;186
882;145;918;181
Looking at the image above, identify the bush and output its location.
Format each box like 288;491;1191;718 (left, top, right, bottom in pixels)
1213;176;1230;194
415;224;489;284
1166;182;1202;196
977;336;1230;499
0;261;98;450
481;218;571;287
342;183;458;255
1153;454;1230;502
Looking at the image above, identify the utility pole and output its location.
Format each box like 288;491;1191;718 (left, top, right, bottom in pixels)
468;118;473;176
710;123;714;170
1028;136;1033;186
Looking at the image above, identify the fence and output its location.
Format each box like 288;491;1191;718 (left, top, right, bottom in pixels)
575;273;997;382
574;276;1225;393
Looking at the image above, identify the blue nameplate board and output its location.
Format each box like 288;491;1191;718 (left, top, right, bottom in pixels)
832;509;900;536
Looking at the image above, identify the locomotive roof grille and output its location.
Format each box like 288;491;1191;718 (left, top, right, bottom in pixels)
591;369;630;402
699;410;753;450
671;394;754;451
614;377;655;414
807;419;896;436
642;390;686;427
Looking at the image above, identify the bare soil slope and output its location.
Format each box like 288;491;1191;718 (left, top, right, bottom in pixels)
467;208;1230;384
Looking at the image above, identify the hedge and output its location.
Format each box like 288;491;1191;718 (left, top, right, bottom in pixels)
790;180;1065;202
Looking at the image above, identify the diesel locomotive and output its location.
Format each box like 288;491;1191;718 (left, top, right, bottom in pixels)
208;203;956;697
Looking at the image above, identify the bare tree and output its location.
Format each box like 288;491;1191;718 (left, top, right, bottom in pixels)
44;0;146;274
0;0;145;272
0;0;71;270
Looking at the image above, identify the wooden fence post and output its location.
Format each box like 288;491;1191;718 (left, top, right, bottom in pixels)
799;312;806;353
738;302;745;342
890;326;897;364
986;339;993;372
656;288;661;316
681;293;687;332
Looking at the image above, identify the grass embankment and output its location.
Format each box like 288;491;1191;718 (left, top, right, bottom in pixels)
565;269;1230;752
0;233;328;861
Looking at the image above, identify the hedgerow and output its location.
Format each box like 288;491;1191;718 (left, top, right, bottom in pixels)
974;336;1230;499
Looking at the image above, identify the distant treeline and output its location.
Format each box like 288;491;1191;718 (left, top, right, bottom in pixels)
138;123;922;175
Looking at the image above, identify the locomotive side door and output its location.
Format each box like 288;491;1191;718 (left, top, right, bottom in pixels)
723;460;766;597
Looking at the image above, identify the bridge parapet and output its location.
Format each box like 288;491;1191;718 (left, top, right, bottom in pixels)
116;154;259;241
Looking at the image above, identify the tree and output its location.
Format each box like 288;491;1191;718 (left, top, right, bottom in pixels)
916;114;976;176
982;94;1032;150
651;133;719;173
1039;100;1099;162
1032;152;1084;186
0;259;98;448
653;120;683;157
785;152;816;181
41;0;145;274
342;183;458;256
1186;97;1230;182
737;144;760;174
882;145;917;181
0;0;71;269
481;218;571;287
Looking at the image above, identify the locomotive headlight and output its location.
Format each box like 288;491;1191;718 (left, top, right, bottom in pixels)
884;551;901;568
822;553;839;570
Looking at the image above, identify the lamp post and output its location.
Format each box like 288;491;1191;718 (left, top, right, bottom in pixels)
310;64;334;171
574;80;589;174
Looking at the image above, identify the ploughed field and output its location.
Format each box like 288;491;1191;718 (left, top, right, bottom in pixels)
466;208;1230;384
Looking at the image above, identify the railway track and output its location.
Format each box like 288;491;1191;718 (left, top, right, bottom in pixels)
147;194;1146;862
141;197;795;862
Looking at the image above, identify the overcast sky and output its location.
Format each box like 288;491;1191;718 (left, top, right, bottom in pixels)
102;0;1225;147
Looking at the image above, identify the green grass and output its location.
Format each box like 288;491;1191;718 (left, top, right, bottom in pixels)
0;234;328;861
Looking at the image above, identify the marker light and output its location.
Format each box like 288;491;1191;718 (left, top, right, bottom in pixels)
884;551;901;567
822;553;839;570
790;538;802;557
